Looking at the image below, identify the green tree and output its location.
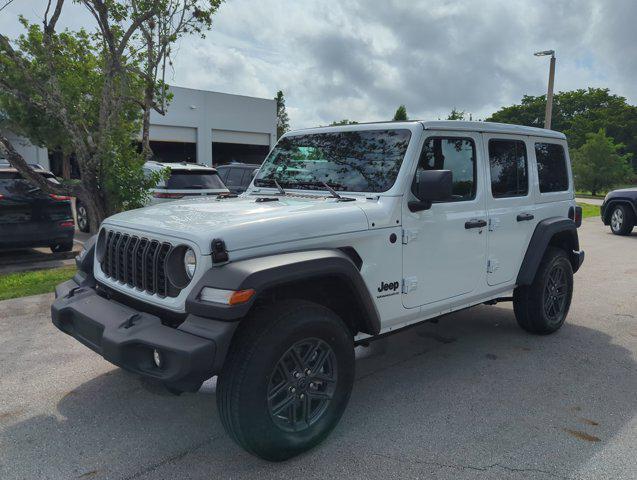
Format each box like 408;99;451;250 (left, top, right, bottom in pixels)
330;119;358;126
0;1;221;232
571;129;633;196
487;88;637;170
275;90;290;139
447;108;466;120
393;105;408;121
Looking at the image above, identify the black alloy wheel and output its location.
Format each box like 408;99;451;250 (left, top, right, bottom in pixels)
267;338;338;433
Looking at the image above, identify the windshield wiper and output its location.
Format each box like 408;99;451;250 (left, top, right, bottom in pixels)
295;181;356;202
273;179;286;195
253;177;286;195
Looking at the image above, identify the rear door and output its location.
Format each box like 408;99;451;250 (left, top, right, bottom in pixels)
483;135;536;286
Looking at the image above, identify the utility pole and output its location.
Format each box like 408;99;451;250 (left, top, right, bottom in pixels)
534;50;556;129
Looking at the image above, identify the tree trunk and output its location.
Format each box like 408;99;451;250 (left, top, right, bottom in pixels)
62;153;71;180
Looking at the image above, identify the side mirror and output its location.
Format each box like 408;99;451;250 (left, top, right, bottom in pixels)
409;169;453;212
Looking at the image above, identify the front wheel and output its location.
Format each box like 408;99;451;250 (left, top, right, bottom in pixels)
217;300;354;461
610;204;635;236
513;247;573;335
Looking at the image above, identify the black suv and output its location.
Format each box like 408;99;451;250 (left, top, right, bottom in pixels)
216;163;260;194
600;188;637;235
0;163;75;252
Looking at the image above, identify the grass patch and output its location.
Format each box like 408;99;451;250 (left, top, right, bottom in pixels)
577;202;600;219
0;266;76;301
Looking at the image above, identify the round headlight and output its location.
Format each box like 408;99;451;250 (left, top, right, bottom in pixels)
184;248;197;279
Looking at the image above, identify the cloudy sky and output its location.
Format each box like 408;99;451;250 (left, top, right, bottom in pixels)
1;0;635;129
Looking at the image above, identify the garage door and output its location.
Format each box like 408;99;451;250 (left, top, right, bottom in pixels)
149;125;197;143
212;129;270;146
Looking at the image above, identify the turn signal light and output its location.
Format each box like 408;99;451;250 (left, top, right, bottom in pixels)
199;287;255;305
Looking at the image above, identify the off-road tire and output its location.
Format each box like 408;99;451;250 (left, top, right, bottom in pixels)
513;247;573;335
609;204;635;236
50;242;74;253
217;300;355;461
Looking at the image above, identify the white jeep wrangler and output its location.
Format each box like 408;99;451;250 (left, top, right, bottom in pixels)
52;121;584;461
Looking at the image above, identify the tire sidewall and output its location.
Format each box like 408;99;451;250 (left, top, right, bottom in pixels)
231;305;354;459
535;251;573;332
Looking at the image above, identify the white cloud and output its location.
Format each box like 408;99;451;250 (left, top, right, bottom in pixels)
2;0;636;129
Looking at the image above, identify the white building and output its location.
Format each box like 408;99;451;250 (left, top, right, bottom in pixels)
2;86;277;173
147;86;277;167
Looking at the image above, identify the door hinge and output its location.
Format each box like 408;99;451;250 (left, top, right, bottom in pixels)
402;276;418;294
488;217;500;231
487;258;500;274
402;229;418;244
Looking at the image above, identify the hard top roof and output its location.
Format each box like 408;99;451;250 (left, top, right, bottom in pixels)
288;120;566;140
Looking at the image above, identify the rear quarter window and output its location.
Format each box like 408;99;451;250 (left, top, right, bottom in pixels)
534;143;569;193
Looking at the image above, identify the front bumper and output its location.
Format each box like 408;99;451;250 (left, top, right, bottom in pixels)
52;278;237;391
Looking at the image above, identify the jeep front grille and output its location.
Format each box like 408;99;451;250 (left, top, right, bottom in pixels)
100;230;177;297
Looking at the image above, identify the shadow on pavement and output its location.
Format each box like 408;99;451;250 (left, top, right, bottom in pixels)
1;305;635;479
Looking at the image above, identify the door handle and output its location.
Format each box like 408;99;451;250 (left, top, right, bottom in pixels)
465;219;487;229
516;213;534;222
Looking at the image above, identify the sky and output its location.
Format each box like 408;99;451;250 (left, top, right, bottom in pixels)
1;0;636;129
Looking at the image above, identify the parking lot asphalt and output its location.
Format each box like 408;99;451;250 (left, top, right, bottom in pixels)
0;218;635;480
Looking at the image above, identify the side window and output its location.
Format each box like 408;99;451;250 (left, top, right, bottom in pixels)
217;167;229;183
225;168;243;187
535;143;569;193
488;139;528;198
413;137;477;201
240;168;253;187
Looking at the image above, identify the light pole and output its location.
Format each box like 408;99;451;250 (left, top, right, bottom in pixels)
534;50;556;130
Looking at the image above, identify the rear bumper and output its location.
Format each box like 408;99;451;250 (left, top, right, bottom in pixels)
52;278;237;391
0;226;74;249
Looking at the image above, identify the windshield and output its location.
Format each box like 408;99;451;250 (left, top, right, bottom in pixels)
161;170;225;190
254;129;412;192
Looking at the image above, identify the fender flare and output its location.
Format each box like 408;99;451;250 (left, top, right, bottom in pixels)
186;249;381;335
516;217;582;286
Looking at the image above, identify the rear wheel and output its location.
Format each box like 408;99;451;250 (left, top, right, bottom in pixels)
513;247;573;335
76;201;90;233
609;204;635;236
50;242;73;253
217;300;354;461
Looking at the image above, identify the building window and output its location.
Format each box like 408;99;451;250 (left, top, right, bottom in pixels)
489;139;528;198
413;137;477;201
535;142;569;193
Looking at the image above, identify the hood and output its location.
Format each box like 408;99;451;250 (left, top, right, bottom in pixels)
103;194;370;254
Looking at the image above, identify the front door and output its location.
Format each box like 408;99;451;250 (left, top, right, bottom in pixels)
402;132;488;309
483;135;536;286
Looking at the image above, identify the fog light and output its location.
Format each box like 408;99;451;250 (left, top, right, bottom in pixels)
153;348;163;368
